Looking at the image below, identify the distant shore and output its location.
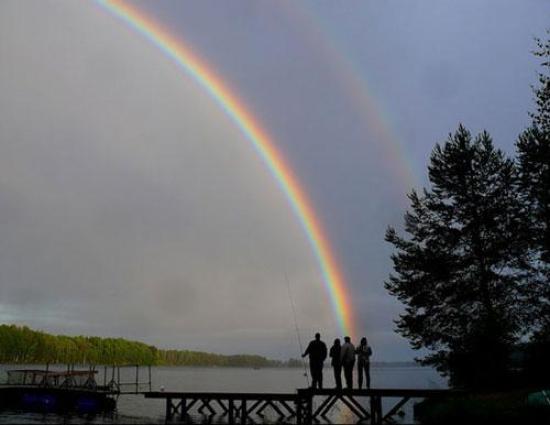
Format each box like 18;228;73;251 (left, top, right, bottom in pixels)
0;324;421;369
0;324;281;368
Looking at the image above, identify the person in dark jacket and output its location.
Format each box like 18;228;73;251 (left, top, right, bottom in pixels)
302;332;328;389
356;337;373;389
329;338;342;389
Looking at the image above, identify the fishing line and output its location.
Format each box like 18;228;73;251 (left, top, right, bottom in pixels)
285;272;310;387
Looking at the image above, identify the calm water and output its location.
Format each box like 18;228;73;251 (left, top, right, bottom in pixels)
0;365;447;424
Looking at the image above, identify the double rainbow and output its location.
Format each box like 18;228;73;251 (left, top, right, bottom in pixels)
96;0;356;337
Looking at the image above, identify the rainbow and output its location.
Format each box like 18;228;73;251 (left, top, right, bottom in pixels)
96;0;356;337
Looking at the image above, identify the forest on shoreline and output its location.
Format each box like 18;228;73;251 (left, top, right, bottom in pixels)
0;324;291;368
0;324;420;369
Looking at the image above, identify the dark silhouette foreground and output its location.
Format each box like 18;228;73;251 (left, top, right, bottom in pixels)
340;336;355;389
302;333;327;389
356;337;373;389
329;338;342;389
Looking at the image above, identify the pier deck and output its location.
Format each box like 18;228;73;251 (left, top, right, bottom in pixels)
144;388;465;424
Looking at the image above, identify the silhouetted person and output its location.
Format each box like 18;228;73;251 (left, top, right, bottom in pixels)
356;337;372;389
329;338;342;389
302;332;327;389
340;336;355;389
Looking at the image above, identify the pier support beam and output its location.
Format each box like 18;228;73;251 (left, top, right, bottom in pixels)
147;388;465;424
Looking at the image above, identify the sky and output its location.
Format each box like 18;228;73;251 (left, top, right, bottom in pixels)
0;0;548;361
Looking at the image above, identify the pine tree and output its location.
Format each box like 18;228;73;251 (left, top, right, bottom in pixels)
516;34;550;382
530;34;550;134
385;126;527;388
517;34;550;329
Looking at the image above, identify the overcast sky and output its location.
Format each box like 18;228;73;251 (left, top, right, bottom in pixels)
0;1;548;361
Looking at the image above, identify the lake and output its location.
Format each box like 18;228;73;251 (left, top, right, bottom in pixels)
0;364;447;424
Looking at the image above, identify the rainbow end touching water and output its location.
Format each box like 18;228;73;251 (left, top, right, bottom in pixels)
96;0;356;337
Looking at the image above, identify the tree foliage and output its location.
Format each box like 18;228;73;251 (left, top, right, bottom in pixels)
516;33;550;383
385;33;550;388
385;126;526;388
516;34;550;337
0;324;286;368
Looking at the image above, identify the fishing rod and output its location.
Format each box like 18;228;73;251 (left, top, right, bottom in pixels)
285;272;310;387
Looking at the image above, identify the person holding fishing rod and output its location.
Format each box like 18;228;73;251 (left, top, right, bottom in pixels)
302;333;328;389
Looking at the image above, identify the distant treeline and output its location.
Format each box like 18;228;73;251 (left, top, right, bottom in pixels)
0;324;292;367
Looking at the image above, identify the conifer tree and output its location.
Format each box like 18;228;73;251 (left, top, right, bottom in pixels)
385;126;526;388
517;34;550;326
516;34;550;380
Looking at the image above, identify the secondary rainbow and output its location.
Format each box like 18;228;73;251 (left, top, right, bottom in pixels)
96;0;356;337
279;2;419;189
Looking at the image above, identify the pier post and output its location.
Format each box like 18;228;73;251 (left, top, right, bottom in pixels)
376;396;383;425
240;399;247;425
369;395;383;425
180;398;187;421
228;399;235;424
165;397;172;421
296;389;313;425
306;393;313;425
370;395;376;424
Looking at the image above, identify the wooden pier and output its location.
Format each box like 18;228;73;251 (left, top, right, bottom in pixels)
144;388;465;424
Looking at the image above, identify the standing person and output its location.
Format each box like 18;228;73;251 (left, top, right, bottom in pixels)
329;338;342;389
356;337;373;389
302;333;327;389
340;336;355;389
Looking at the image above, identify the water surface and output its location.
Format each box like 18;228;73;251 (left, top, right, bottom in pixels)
0;364;446;424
